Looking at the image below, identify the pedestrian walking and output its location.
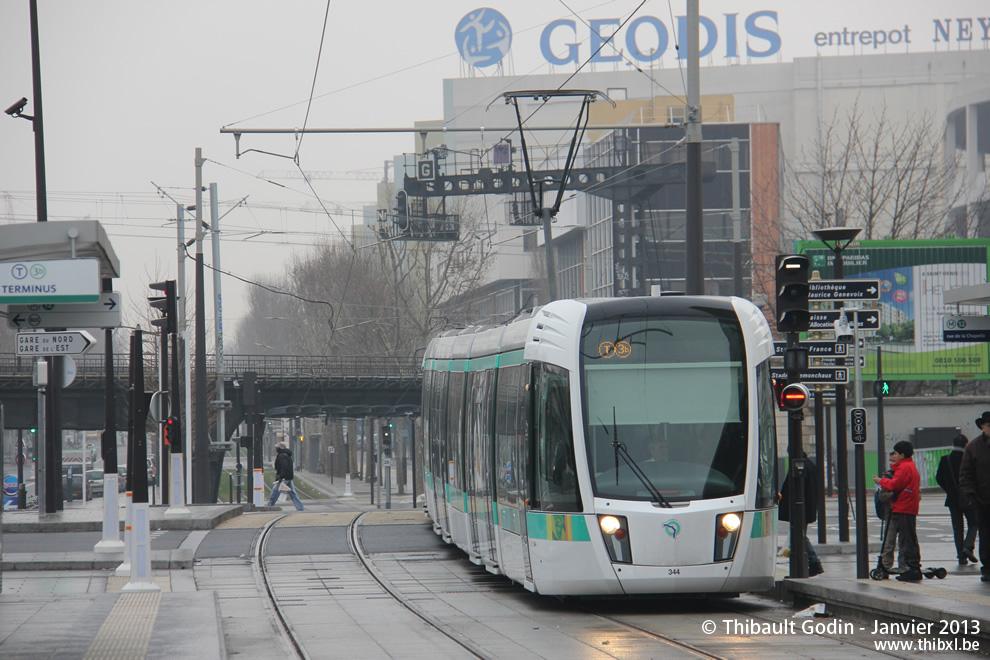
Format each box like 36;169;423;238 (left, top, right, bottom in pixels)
960;411;990;582
936;434;978;565
873;440;923;582
267;441;305;511
780;453;824;577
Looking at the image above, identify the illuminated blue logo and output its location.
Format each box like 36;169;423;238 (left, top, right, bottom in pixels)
455;8;512;68
663;520;681;539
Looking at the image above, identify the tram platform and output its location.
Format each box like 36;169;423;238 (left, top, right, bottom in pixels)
2;476;988;657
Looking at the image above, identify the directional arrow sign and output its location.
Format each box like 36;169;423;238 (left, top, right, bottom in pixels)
16;330;96;356
773;341;848;357
7;292;122;329
809;279;880;301
0;258;100;304
808;310;880;331
771;368;849;384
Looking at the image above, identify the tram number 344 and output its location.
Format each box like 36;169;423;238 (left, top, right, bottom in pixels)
667;568;681;575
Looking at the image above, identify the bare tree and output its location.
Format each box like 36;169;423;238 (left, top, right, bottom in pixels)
784;102;966;242
232;196;494;357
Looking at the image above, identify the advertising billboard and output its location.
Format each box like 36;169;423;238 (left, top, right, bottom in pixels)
796;239;990;380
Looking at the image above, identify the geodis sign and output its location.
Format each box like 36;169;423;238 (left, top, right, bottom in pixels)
454;7;780;69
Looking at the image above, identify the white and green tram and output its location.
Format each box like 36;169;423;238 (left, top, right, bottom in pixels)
420;296;779;596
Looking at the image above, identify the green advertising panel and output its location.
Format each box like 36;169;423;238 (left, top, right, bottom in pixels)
796;239;990;380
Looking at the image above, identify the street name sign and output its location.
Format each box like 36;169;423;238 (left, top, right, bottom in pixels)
6;292;121;329
809;279;880;301
770;367;849;384
943;315;990;342
0;258;100;304
808;310;880;331
16;331;95;356
773;341;847;357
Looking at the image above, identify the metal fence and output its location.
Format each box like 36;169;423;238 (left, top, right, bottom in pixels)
0;353;422;384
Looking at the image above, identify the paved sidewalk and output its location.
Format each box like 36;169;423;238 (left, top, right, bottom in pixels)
2;474;987;656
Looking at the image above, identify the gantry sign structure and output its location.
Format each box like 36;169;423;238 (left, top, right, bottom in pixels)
380;101;718;298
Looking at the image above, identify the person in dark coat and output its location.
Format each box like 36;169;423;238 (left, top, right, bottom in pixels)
936;434;978;565
267;442;304;510
960;411;990;582
779;453;823;576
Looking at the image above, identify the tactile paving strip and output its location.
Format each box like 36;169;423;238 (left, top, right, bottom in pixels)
83;591;161;659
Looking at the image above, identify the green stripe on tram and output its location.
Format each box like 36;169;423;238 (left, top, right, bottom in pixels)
468;354;499;371
423;349;527;372
497;350;525;367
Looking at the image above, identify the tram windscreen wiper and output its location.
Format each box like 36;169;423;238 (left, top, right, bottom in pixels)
598;409;671;508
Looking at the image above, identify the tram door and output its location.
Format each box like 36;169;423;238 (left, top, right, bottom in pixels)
431;370;450;535
494;363;534;585
467;368;496;565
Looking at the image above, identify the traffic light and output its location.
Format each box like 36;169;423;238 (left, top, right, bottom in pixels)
777;382;810;411
163;416;181;452
873;380;891;397
381;423;392;457
148;280;177;334
775;254;810;333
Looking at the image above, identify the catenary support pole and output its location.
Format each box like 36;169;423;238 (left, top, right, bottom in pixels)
730;138;743;297
684;0;704;294
193;148;209;502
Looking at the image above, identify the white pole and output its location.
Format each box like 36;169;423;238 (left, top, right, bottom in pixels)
210;184;226;454
115;490;132;576
121;500;160;592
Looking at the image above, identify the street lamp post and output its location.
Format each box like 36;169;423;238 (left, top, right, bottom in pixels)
812;227;864;573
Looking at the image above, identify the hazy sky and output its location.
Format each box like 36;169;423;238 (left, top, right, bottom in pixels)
1;1;985;348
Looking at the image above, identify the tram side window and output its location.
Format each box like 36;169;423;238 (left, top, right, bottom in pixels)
535;364;581;512
755;362;778;509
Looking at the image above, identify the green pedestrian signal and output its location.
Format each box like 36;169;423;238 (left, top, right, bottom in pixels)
873;380;891;397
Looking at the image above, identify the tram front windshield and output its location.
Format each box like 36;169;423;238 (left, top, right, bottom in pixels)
581;312;748;503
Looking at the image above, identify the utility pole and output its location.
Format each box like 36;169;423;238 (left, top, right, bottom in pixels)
729;138;742;297
210;183;226;452
193;148;209;503
28;0;47;223
684;0;704;295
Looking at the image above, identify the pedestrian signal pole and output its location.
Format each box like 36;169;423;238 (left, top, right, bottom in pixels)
777;254;811;578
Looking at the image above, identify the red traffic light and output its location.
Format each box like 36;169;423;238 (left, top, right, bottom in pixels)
163;417;176;446
778;383;810;411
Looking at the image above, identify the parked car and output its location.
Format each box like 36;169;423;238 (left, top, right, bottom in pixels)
86;470;104;498
147;456;158;487
66;473;92;501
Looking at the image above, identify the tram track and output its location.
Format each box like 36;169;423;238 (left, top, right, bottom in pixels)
253;513;309;660
347;511;493;659
252;509;907;659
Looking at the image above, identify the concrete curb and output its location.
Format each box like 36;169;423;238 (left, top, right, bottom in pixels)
776;577;990;645
1;549;194;571
1;504;245;533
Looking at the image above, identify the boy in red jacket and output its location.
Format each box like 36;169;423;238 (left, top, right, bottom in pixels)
874;440;922;582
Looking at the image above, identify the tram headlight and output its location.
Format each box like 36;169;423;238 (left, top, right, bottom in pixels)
721;512;742;533
599;515;622;535
597;514;631;564
714;512;743;562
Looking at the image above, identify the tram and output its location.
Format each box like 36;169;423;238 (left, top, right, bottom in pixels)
420;296;779;596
